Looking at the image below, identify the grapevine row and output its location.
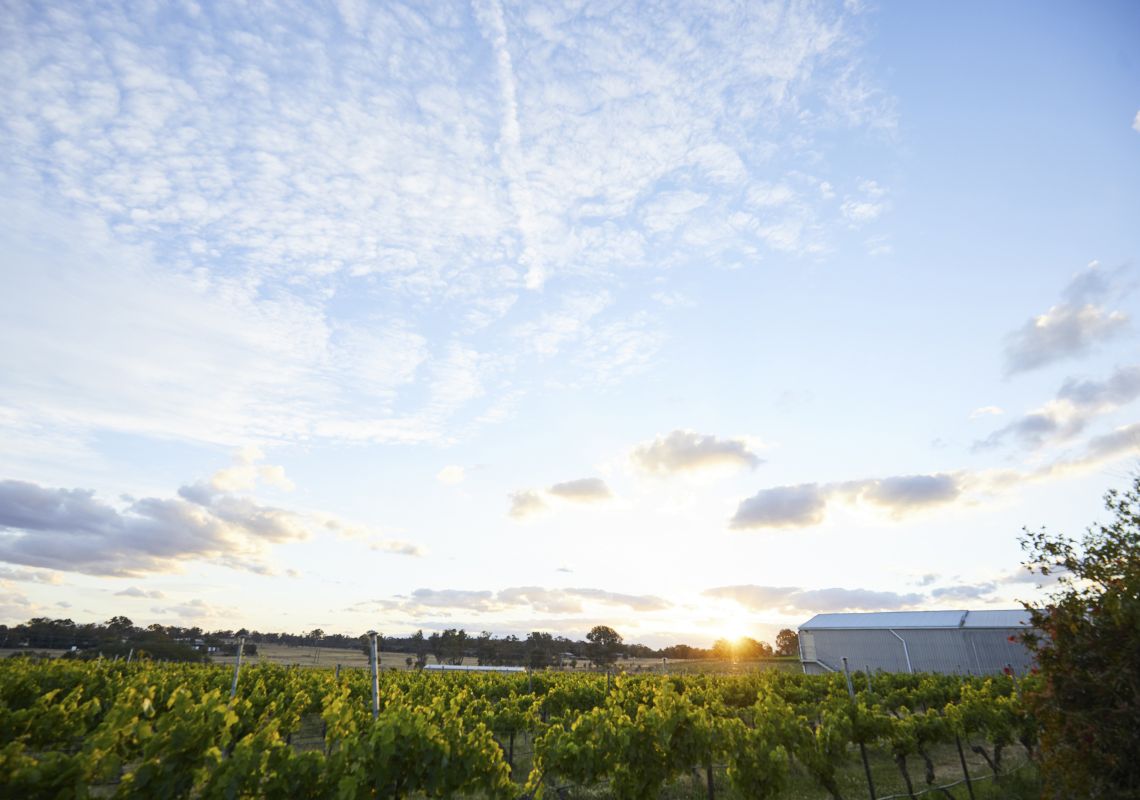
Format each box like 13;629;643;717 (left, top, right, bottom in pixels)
0;659;1035;799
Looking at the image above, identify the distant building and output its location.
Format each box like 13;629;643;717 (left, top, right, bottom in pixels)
797;610;1035;676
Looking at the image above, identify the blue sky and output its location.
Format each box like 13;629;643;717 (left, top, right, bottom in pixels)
1;0;1138;646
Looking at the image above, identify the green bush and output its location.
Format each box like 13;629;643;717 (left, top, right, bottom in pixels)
1020;476;1140;799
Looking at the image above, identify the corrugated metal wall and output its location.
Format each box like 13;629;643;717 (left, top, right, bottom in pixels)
962;629;1035;674
805;627;1034;675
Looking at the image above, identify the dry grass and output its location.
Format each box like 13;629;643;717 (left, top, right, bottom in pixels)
0;648;70;659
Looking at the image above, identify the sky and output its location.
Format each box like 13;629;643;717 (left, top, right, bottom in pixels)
1;0;1138;648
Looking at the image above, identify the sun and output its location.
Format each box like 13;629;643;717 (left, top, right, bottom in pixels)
713;612;756;645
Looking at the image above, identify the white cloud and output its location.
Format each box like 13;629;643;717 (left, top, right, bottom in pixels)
0;1;890;453
114;586;165;599
840;180;888;225
547;478;612;502
0;477;310;576
370;540;428;557
322;519;426;558
1133;110;1140;133
151;598;236;622
748;183;796;207
574;312;665;385
1006;305;1128;375
1078;422;1140;463
473;0;546;290
731;472;963;529
851;474;962;514
976;364;1140;451
642;190;710;234
508;490;548;520
508;476;614;519
360;585;671;618
1004;264;1129;374
704;584;923;613
209;447;294;493
733;421;1140;531
0;566;62;584
730;483;828;528
0;587;34;621
513;292;612;357
840;199;883;223
0;459;426;576
970;406;1004;419
928;583;997;602
631;430;762;475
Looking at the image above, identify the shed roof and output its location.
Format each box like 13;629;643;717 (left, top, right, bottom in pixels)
961;609;1032;628
799;609;1030;631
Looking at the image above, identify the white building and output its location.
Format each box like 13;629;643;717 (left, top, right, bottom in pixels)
798;609;1035;675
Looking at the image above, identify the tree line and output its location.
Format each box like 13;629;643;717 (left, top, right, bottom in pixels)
2;616;798;666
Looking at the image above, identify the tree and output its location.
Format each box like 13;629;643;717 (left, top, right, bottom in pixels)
737;637;773;659
526;631;555;668
586;625;623;667
411;629;428;668
775;629;799;657
106;616;135;637
1019;475;1140;798
711;638;734;660
439;628;468;664
475;631;496;665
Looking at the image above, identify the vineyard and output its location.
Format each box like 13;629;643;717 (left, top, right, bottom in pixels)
0;658;1039;799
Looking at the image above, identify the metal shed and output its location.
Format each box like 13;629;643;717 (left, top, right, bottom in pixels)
797;609;1034;676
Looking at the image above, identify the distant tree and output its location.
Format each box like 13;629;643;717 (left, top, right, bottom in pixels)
626;643;654;659
439;628;468;664
775;629;799;657
476;631;496;665
406;629;427;667
526;631;555;668
501;634;522;665
711;638;734;660
736;637;773;659
105;616;135;636
586;625;622;667
1019;476;1140;797
428;631;444;664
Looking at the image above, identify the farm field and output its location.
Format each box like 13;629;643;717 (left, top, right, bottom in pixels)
238;643;802;676
0;657;1039;799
